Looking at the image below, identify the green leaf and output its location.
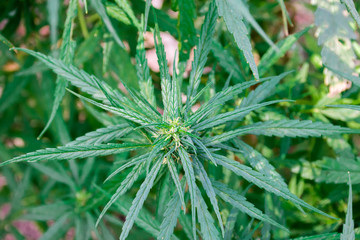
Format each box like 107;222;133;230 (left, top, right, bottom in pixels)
39;212;73;240
185;80;214;113
212;154;336;219
341;173;355;240
82;101;120;126
145;137;170;173
324;65;360;87
327;104;360;112
186;0;218;110
188;78;271;125
67;89;152;125
156;173;172;220
47;0;60;45
22;202;71;221
196;188;221;240
215;0;258;79
96;161;145;227
0;33;15;48
96;186;165;238
9;167;32;211
327;138;355;160
193;157;224;236
80;158;96;185
83;0;88;13
233;139;287;188
276;0;293;34
102;40;113;75
178;146;197;240
119;156;163;240
0;143;148;166
0;76;30;114
98;220;116;240
102;77;160;121
258;27;310;77
178;0;197;62
341;0;360;29
39;0;77;139
91;0;125;48
67;124;131;146
237;70;292;114
157;190;182;240
154;24;172;119
212;180;287;231
315;1;356;86
136;17;156;106
74;25;103;65
224;207;239;240
104;153;150;182
207;120;359;144
144;0;151;31
167;157;186;210
178;213;194;240
108;0;140;28
192;138;217;166
75;215;91;240
315;157;360;184
106;153;150;182
12;48;117;103
194;100;291;131
234;0;278;51
31;162;76;190
244;120;359;137
169;55;181;120
291;233;340;240
210;40;244;82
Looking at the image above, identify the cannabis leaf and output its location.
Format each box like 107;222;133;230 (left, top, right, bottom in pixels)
340;174;355;240
39;0;77;140
215;0;259;79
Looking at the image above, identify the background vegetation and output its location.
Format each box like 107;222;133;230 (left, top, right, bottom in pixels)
0;0;359;239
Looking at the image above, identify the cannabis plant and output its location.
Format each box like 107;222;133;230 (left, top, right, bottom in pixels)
1;0;360;239
19;160;120;239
